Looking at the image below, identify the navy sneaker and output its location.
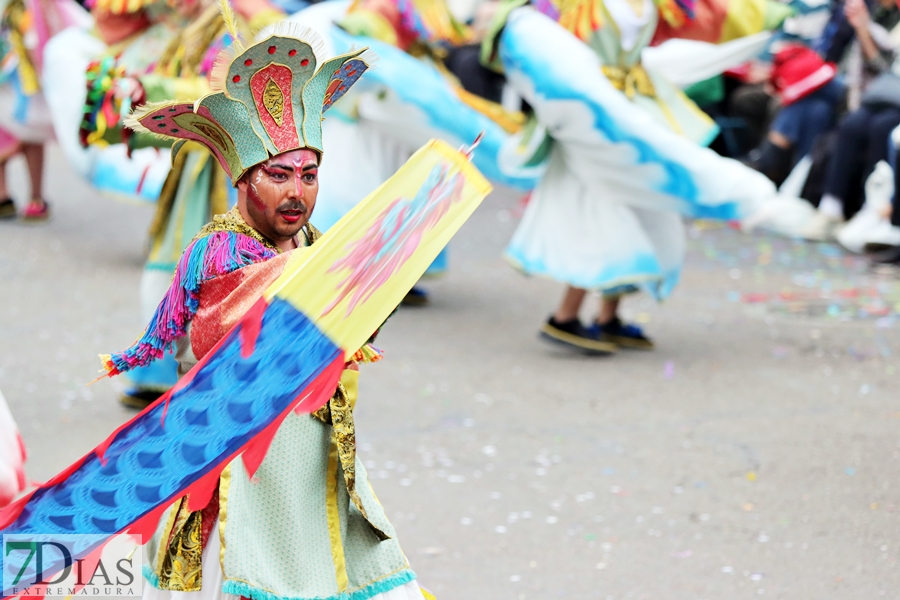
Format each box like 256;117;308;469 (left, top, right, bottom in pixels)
588;317;654;350
540;317;616;355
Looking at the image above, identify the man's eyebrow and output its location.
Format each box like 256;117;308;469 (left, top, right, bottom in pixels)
301;163;318;172
265;163;294;171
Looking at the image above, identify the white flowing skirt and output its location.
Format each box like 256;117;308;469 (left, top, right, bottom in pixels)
0;388;27;507
499;7;817;297
506;145;685;298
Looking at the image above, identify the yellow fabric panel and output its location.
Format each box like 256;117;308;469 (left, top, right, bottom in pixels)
454;86;525;134
217;464;232;578
265;140;492;355
5;0;40;94
720;0;765;42
326;440;350;592
340;369;360;411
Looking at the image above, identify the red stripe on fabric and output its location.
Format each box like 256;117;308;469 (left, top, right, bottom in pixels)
239;298;266;359
241;355;344;479
185;467;223;513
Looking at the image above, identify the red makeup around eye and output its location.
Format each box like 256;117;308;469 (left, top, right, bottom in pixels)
259;165;285;177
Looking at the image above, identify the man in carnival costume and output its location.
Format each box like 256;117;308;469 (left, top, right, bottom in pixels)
107;18;435;600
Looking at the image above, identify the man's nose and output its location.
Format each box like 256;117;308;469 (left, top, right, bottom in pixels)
293;172;305;199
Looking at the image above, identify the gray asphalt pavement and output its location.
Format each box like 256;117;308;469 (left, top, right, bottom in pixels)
2;146;900;599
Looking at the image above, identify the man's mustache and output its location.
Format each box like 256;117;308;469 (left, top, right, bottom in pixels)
276;201;307;213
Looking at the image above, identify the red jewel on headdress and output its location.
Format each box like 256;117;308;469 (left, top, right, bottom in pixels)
268;45;276;54
301;59;309;67
288;49;297;56
233;75;241;83
244;59;253;66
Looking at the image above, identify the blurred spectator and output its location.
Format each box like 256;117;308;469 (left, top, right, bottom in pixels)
745;45;841;184
868;125;900;262
805;0;900;236
828;0;900;108
743;0;900;191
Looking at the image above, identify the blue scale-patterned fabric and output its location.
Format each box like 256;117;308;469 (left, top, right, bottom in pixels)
0;299;341;596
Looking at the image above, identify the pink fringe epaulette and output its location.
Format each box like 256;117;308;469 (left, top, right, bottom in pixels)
101;231;276;377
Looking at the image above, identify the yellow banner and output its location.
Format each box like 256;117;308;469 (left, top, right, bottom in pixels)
265;139;492;355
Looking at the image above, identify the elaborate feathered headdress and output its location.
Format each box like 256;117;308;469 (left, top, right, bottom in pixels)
127;13;373;184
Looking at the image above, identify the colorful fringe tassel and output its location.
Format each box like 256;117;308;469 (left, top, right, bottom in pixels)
350;344;384;364
102;231;276;377
80;57;126;148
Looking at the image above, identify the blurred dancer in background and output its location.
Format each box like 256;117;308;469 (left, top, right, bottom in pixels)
483;0;811;354
0;0;88;219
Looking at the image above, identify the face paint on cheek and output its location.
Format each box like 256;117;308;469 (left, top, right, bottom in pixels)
247;182;267;212
253;164;286;212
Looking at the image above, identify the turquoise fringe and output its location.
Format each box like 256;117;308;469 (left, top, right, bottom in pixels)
143;565;161;589
222;568;416;600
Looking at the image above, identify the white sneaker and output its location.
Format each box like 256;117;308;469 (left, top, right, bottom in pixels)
837;208;900;252
799;211;844;241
